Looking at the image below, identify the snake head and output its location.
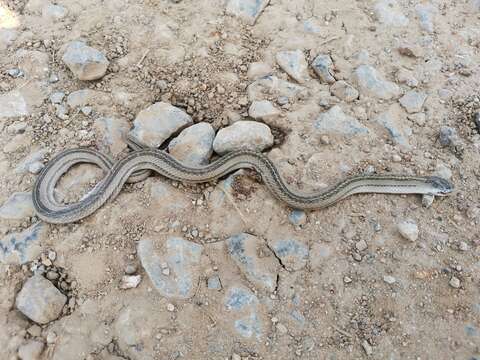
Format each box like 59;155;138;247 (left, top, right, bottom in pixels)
426;176;455;196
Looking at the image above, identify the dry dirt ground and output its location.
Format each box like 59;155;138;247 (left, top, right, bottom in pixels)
1;0;480;359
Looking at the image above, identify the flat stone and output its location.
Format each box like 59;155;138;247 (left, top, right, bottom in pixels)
0;29;18;51
16;50;50;80
311;54;336;84
66;89;105;108
17;340;45;360
138;237;203;299
225;0;270;25
399;91;427;113
288;210;307;226
129;102;193;148
119;275;141;290
49;91;65;104
207;275;222;290
42;3;67;20
373;108;411;148
270;239;309;271
374;0;409;26
397;219;419;242
355;240;368;252
0;223;45;265
396;68;419;87
16;274;67;324
248;100;281;123
0;192;35;220
62;41;109;81
353;65;401;100
247;62;272;80
415;4;435;33
247;75;305;101
314;105;368;136
0;90;29;118
93;117;130;157
213;120;273;155
15;149;47;175
275;50;310;84
227;233;279;292
383;275;396;284
168;122;215;166
449;276;461;289
224;286;263;339
330;81;359;102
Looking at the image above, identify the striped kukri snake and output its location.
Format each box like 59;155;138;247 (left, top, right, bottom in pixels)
32;134;454;224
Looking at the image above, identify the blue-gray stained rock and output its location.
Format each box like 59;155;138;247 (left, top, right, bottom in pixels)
168;122;215;166
0;192;35;220
129;102;193;148
0;223;45;265
225;0;270;25
415;4;435;33
15;274;67;324
224;287;263;339
399;90;427;113
288;210;307;226
226;233;279;292
330;81;359;102
373;110;411;148
138;237;203;299
93;117;130;156
49;91;65;104
213;121;273;155
353;65;401;100
314;105;368;136
15;149;47;174
247;75;305;101
271;239;309;271
207;275;222;290
42;3;68;20
438;126;457;147
311;54;336;84
374;0;409;26
0;90;29;118
303;18;323;33
62;41;109;81
275;50;310;84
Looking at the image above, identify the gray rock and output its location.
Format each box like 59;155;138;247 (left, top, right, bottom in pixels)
355;240;368;252
0;223;45;265
129;102;193;148
330;81;359;102
415;4;435;33
6;68;24;77
248;100;280;123
288;210;307;226
138;237;203;299
213;121;273;155
353;65;401;100
275;50;310;84
93;117;130;156
66;89;99;108
247;75;305;101
449;276;461;289
207;275;222;290
0;192;35;220
247;62;273;80
16;274;67;324
0;29;18;51
17;340;45;360
0;90;29;118
168;122;215;166
15;149;47;175
374;110;411;148
225;0;270;25
397;219;419;242
270;239;309;271
383;275;396;284
438;126;457;146
314;105;368;136
49;92;65;104
374;0;409;26
399;91;427;113
224;286;262;339
42;4;68;20
311;54;336;84
396;68;419;87
227;233;279;292
62;41;109;81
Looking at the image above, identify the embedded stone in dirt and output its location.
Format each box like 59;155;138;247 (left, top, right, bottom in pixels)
168;122;215;166
129;102;193;148
93;117;130;156
397;219;419;242
270;238;309;271
0;90;29;118
248;100;281;123
314;105;368;136
0;192;35;220
374;0;409;27
17;339;45;360
62;41;109;81
352;65;402;100
0;223;45;265
330;81;359;102
15;275;67;324
311;54;336;84
225;0;270;25
275;50;310;84
399;90;427;113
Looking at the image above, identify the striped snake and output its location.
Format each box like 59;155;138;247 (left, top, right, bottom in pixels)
32;135;454;224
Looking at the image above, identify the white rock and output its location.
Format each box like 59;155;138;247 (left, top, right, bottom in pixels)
62;41;109;81
0;90;29;118
355;240;368;252
314;105;368;136
399;91;427;113
119;275;142;290
248;100;281;123
247;62;272;80
225;0;270;25
129;102;193;148
449;276;460;289
0;192;35;220
397;219;419;242
18;340;45;360
383;275;396;284
352;65;402;100
42;4;67;20
247;75;305;101
415;3;435;33
374;0;409;26
0;29;18;51
168;122;215;166
330;81;359;102
275;50;310;84
94;117;130;156
15;275;67;324
213;121;274;155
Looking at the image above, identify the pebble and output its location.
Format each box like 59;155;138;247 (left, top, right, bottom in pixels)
396;68;419;88
120;275;142;289
383;275;396;284
0;90;29;118
27;324;42;337
213;120;274;155
422;194;435;208
129;102;193;148
353;65;401;100
362;340;373;356
225;0;270;25
288;210;307;226
66;89;99;108
449;276;461;289
6;68;23;77
49;91;65;104
374;0;409;26
415;4;435;33
247;75;305;101
355;240;368;252
438;126;457;147
374;110;411;148
276;323;288;335
17;340;45;360
168;122;215;166
397;219;419;242
166;303;175;312
0;222;45;265
46;271;59;281
42;3;68;21
397;42;424;58
207;275;222;290
270;238;309;271
15;274;67;324
248;100;281;123
62;41;109;81
314;105;368;136
125;264;137;275
330;81;359;102
94;117;130;156
276;50;310;84
399;91;427;113
224;286;263;339
343;276;352;284
0;192;35;220
247;62;272;80
311;54;336;84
